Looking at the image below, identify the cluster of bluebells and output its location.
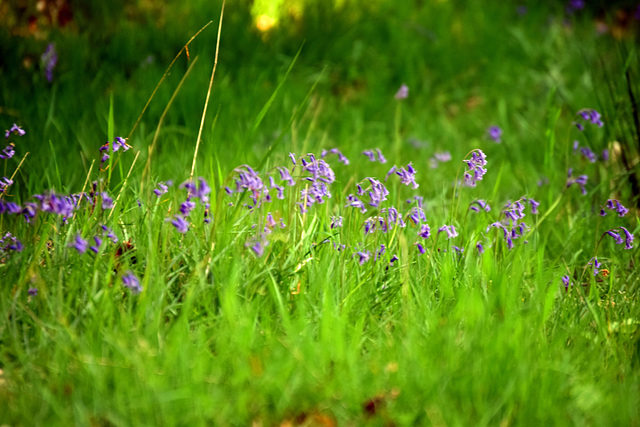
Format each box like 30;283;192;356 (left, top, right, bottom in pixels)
600;199;629;217
167;177;211;233
122;271;142;294
362;149;387;163
1;185;115;225
572;140;599;163
297;153;336;214
0;232;23;259
485;198;539;250
100;136;130;166
566;168;588;195
386;162;419;189
2;123;25;161
69;224;119;255
354;243;399;270
605;226;634;250
573;108;603;131
321;148;349;165
462;149;487;187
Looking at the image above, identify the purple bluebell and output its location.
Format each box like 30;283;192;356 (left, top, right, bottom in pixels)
463;149;487;187
395;84;409;100
89;236;103;254
389;255;399;265
393;163;419;189
69;234;88;254
566;170;588;195
22;203;37;223
122;271;142;294
416;242;426;254
101;224;118;243
321;148;350;165
28;288;38;297
375;244;386;261
345;194;367;213
562;275;571;289
528;198;540;214
418;224;431;239
604;226;634;249
429;151;451;168
469;199;491;212
0;144;15;159
603;199;629;217
438;225;458;239
288;152;297;165
277;167;296;186
1;232;23;253
407;206;427;225
356;250;371;265
154;181;170;197
579;146;597;163
576;108;603;127
170;215;189;233
476;241;484;254
588;257;601;276
365;177;390;207
5;124;25;139
101;192;114;209
41;43;58;82
487;126;502;143
330;216;343;229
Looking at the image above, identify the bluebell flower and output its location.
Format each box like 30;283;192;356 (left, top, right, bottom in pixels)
122;271;142;294
356;250;371;265
41;43;58;82
330;216;343;229
28;288;38;297
395;84;409;100
90;236;103;254
438;225;458;239
170;215;189;233
101;192;114;209
5;124;26;139
487;126;502;143
469;199;491;212
588;257;601;276
463;149;488;187
418;224;431;239
0;144;15;159
476;241;484;254
416;242;426;254
69;234;88;254
154;181;170;197
562;275;571;289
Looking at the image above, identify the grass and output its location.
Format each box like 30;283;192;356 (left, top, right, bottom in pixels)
1;1;640;425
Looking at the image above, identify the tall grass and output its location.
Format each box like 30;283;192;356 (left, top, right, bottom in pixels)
1;1;639;425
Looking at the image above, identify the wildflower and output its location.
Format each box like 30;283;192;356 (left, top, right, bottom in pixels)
418;224;431;239
41;43;58;82
69;234;88;254
89;236;103;254
416;242;426;254
321;148;350;165
503;200;526;223
277;167;296;186
0;144;15;159
1;232;23;253
438;225;458;239
566;170;587;195
101;224;118;243
605;227;634;249
395;84;409;100
170;215;189;233
298;181;332;213
588;257;601;276
180;200;196;216
566;0;585;13
476;241;484;254
362;149;387;163
34;192;75;217
407;206;427;225
5;124;25;139
233;165;267;208
330;216;343;229
181;177;211;203
579;146;597;163
153;181;170;197
469;199;491;213
463;149;488;187
345;194;367;213
375;244;386;261
453;246;464;254
576;108;603;127
3;201;21;214
429;151;451;168
28;288;38;297
0;177;13;193
122;271;142;294
561;275;572;289
365;177;390;207
356;250;371;265
247;237;268;257
101;192;114;209
528;198;540;214
288;152;297;165
487;126;502;143
389;255;399;265
601;199;629;217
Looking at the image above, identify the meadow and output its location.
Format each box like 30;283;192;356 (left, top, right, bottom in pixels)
1;1;639;425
